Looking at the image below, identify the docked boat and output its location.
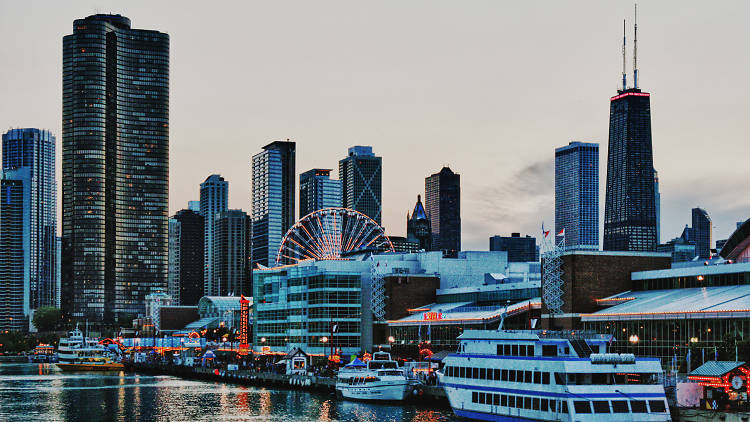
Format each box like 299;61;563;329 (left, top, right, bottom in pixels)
336;351;414;401
438;330;671;421
56;327;124;371
29;344;58;363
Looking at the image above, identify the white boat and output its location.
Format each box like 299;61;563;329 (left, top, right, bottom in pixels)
438;330;671;421
336;351;414;401
56;326;123;371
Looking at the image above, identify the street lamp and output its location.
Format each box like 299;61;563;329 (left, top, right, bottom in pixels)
690;337;699;343
388;336;395;344
629;334;639;344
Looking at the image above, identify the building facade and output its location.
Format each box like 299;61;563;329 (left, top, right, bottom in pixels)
62;14;169;323
170;209;205;305
489;233;538;262
554;141;598;250
200;175;228;295
406;195;432;250
603;89;658;252
425;167;461;257
252;141;296;267
339;146;382;225
214;210;251;297
0;171;30;331
692;207;712;259
2;128;57;312
299;168;341;217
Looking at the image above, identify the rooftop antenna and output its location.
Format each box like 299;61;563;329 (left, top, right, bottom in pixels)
621;19;627;91
633;4;639;89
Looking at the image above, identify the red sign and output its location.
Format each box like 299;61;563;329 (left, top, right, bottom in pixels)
239;295;250;355
423;312;443;321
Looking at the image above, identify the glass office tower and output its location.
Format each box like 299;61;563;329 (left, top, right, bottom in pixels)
603;89;657;252
2;129;57;311
692;208;712;259
339;146;382;225
214;210;252;297
299;168;341;217
425;166;461;257
200;175;228;295
252;141;296;267
0;170;30;331
555;141;599;250
62;14;169;323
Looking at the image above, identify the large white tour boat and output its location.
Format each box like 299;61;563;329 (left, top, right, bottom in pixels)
438;330;671;421
56;326;124;371
336;351;414;401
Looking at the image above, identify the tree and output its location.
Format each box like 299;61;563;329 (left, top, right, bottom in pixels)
32;307;61;332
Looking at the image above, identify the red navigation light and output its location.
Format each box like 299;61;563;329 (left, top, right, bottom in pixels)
610;92;650;101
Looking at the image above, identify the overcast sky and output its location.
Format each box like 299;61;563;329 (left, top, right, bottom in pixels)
1;0;748;250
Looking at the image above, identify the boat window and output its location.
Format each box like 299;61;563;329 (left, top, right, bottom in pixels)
542;345;557;356
593;401;610;413
540;398;548;411
508;370;516;382
501;394;508;407
480;368;486;379
524;397;531;409
562;401;568;413
378;370;403;376
493;394;500;406
472;392;478;403
554;372;565;385
447;366;453;377
504;344;511;355
502;369;508;381
592;373;608;384
574;401;592;414
564;346;570;355
460;367;466;378
630;400;647;413
524;370;532;383
508;395;516;408
648;400;667;413
472;368;479;379
542;372;550;384
611;400;629;413
533;397;540;410
479;392;486;404
533;371;541;384
494;369;501;381
512;344;518;356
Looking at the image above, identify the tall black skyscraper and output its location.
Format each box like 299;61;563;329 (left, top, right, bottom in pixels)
214;210;252;296
692;207;712;259
603;17;657;252
339;146;382;225
169;209;204;306
62;14;169;323
425;167;461;257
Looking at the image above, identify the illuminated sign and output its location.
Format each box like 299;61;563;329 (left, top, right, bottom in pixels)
423;312;443;321
239;295;250;355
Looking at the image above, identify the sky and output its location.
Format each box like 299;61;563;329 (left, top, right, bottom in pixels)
1;0;748;250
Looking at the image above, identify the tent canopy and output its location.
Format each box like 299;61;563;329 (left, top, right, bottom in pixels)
345;358;367;368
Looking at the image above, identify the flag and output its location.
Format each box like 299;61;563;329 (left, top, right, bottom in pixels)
557;228;565;237
542;222;550;238
332;324;338;333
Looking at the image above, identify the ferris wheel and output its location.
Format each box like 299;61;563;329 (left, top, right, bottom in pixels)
275;207;395;265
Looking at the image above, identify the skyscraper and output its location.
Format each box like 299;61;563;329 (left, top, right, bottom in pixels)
299;168;341;217
489;233;538;263
406;195;432;250
62;14;169;323
339;146;382;224
252;141;295;267
425;167;461;257
692;207;712;259
654;169;660;244
214;210;252;296
169;209;205;305
555;141;599;250
200;175;228;295
0;171;30;331
2;129;57;311
603;18;657;252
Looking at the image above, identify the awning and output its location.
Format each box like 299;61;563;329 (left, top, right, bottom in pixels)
690;361;746;377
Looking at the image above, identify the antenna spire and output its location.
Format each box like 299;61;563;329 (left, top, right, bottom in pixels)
633;4;639;89
622;19;627;91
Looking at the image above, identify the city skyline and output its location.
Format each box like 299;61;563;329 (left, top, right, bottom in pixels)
1;1;748;250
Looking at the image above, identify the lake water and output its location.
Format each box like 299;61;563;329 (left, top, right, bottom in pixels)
0;363;456;422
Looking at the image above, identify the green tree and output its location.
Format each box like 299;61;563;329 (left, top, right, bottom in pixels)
32;307;61;332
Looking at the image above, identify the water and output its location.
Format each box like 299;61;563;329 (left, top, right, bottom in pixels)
0;363;456;422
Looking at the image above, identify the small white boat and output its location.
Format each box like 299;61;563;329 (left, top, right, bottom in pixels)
56;326;123;371
336;351;414;401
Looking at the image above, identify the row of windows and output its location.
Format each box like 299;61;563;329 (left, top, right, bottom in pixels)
470;392;666;415
471;392;566;413
446;366;552;385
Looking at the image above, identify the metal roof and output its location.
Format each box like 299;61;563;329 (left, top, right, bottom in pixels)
690;361;745;377
582;285;750;321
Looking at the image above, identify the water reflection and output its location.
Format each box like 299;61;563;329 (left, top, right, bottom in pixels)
0;363;455;422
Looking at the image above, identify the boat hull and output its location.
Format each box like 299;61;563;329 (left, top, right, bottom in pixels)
338;382;411;401
56;362;124;371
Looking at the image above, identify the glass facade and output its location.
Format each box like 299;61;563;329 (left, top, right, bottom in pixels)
0;171;31;331
489;234;538;262
200;174;228;295
62;14;169;322
253;267;362;355
214;210;251;297
299;168;341;217
2;128;57;311
171;209;205;305
339;146;382;225
604;90;657;252
692;208;712;259
555;141;599;250
252;141;295;267
425;166;461;257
